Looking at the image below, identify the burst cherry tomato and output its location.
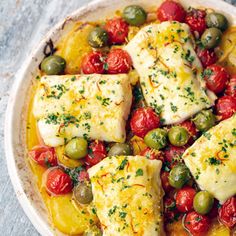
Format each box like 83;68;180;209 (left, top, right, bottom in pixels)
157;0;186;23
130;107;160;138
106;48;132;74
225;75;236;98
85;140;107;167
161;171;173;193
45;167;73;195
204;64;230;94
104;18;129;44
164;145;187;164
28;145;57;168
216;95;236;120
81;51;105;74
140;147;164;161
184;211;210;236
219;197;236;228
197;48;217;68
185;9;206;35
176;186;196;212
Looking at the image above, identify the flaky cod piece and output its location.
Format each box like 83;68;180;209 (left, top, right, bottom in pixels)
88;155;165;236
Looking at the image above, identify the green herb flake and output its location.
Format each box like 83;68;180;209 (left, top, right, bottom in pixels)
135;168;143;177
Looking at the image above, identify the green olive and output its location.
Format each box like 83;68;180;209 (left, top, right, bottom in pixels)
108;143;132;156
168;126;189;147
206;13;228;31
144;128;167;150
88;27;108;48
168;164;191;189
65;138;88;160
193;191;214;215
192;110;216;132
122;5;147;26
201;28;222;49
41;55;66;75
83;225;102;236
73;182;93;205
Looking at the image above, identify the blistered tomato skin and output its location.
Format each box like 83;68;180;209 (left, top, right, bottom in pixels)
184;211;210;235
29;145;58;168
219;197;236;228
176;187;196;213
140;147;164;161
204;64;230;94
81;51;105;74
161;171;173;193
106;49;132;74
130;107;160;138
216;96;236;120
157;0;186;23
164;197;179;222
197;48;217;68
225;75;236;98
185;9;206;35
164;145;187;165
104;18;129;44
85;141;107;167
46;168;73;195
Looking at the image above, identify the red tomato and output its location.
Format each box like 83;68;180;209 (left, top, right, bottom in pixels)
130;107;160;138
104;18;129;44
216;95;236;120
45;168;73;195
140;147;164;161
157;0;186;22
164;197;180;223
161;171;173;193
197;48;217;68
28;145;57;168
184;211;210;236
85;140;107;167
180;120;197;138
176;186;196;212
164;145;187;164
225;75;236;98
81;51;105;74
185;9;206;35
78;170;89;182
219;197;236;228
207;199;219;218
106;48;132;74
204;64;230;94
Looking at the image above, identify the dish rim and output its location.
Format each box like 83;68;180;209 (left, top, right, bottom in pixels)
4;0;236;235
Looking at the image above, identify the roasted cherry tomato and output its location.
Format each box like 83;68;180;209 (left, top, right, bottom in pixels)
204;64;229;94
104;18;129;44
45;167;73;195
81;51;105;74
140;147;164;161
216;95;236;120
225;75;236;98
164;145;187;165
184;211;210;236
164;197;179;223
176;186;196;213
219;197;236;228
185;9;206;35
130;107;160;138
197;48;217;68
161;171;173;193
78;170;89;182
28;145;57;168
106;48;132;74
85;141;107;167
157;0;186;23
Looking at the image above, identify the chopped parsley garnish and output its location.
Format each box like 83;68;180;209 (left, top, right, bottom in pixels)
117;158;128;170
232;128;236;136
207;157;222;166
119;212;127;219
170;102;178;112
135;168;143;177
108;206;117;216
